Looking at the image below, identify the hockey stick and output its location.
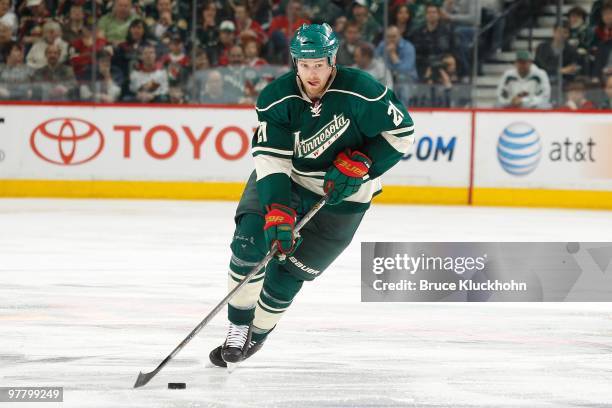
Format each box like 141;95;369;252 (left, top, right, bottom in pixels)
133;194;329;388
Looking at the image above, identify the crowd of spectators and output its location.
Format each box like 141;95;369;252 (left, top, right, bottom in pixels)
496;0;612;109
0;0;610;109
0;0;290;103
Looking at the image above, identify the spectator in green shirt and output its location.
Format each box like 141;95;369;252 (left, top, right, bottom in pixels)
98;0;138;45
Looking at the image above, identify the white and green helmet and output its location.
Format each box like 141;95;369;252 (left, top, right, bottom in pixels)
289;23;340;67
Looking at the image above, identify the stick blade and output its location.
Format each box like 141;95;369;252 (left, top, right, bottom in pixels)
133;371;155;388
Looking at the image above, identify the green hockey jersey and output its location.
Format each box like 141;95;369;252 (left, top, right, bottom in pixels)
252;66;415;213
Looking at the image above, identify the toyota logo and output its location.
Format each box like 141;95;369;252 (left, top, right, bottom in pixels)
30;118;104;165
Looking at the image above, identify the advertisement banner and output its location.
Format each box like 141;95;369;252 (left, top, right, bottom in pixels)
0;105;471;188
474;112;612;191
0;105;257;182
383;110;471;187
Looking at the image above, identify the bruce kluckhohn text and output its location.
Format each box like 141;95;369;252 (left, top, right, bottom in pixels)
372;279;528;292
371;253;528;293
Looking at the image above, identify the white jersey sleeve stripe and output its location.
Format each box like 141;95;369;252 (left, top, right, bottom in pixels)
254;155;292;180
381;131;416;154
291;167;326;177
384;125;415;135
251;146;294;157
385;130;414;139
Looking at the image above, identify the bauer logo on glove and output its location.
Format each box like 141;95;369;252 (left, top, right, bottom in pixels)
263;203;302;259
334;155;369;177
324;149;372;205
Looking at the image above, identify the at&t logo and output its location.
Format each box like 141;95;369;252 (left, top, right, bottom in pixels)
497;122;542;176
30;118;104;165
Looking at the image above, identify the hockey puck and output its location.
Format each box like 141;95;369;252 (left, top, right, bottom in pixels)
168;382;186;389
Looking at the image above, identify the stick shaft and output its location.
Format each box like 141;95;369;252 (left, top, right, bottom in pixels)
134;195;328;387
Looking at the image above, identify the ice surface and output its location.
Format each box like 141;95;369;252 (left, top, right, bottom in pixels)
1;199;611;408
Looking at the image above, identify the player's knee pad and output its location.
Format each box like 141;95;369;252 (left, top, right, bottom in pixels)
228;213;267;309
229;213;267;276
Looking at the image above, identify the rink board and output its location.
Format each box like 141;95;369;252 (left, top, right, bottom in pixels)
0;104;470;204
472;111;612;210
0;103;611;209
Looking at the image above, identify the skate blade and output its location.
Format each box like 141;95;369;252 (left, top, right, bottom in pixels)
226;362;239;373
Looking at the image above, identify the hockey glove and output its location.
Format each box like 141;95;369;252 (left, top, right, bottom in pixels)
263;203;301;260
323;149;372;205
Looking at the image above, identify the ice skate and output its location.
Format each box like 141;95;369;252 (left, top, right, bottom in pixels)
209;324;266;369
208;345;226;368
221;323;250;363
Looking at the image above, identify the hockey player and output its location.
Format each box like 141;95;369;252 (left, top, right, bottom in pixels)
209;23;415;367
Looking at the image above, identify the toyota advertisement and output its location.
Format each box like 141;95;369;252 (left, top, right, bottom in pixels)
1;105;256;181
0;105;470;188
